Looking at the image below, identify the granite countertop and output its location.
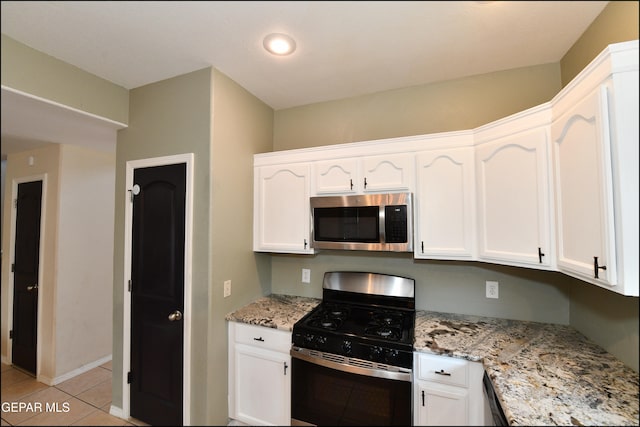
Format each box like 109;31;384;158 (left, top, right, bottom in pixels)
225;294;320;331
414;310;639;426
226;295;639;426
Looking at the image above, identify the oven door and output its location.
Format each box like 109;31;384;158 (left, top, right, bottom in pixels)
291;348;412;426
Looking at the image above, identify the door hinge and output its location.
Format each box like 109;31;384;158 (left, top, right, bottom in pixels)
128;280;132;292
9;330;13;339
11;263;15;273
13;198;18;208
127;371;133;384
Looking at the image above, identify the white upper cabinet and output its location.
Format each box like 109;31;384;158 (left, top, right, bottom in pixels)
475;107;555;270
552;87;616;286
415;146;476;260
360;153;415;192
252;41;638;296
313;153;415;195
313;158;359;194
550;40;638;295
253;162;313;254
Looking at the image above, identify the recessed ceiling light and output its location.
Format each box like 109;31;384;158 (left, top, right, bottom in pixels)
263;33;296;56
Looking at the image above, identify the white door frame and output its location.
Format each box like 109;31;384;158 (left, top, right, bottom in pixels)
5;174;47;380
122;153;194;425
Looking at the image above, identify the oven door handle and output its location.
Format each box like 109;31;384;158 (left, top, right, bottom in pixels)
290;347;412;382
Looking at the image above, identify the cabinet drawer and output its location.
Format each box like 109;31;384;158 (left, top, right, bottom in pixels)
417;353;468;387
232;322;291;353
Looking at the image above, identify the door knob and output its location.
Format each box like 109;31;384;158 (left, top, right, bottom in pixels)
168;310;183;321
27;284;38;291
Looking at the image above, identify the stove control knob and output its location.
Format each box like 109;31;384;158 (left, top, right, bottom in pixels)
341;340;352;355
369;346;382;361
315;336;327;346
304;334;315;347
385;349;399;363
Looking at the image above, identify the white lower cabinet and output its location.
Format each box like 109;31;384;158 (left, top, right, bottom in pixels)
228;322;291;426
413;352;485;426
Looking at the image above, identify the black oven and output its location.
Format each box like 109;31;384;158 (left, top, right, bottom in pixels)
290;271;415;426
291;350;412;426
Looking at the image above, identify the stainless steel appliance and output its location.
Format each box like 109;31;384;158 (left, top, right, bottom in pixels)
291;271;415;426
310;192;413;252
483;372;508;426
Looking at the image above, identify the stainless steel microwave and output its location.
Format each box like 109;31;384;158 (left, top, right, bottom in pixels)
310;192;413;252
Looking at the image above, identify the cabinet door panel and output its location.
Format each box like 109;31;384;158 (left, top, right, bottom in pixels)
415;148;475;259
254;163;312;253
314;158;359;194
361;153;414;192
552;86;616;285
235;344;290;426
416;384;469;426
476;127;553;268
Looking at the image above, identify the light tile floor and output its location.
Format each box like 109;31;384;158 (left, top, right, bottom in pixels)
1;361;145;426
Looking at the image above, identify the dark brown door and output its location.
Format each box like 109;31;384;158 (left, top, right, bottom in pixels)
12;180;43;375
130;163;186;426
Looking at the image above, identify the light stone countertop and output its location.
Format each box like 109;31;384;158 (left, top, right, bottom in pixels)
225;294;320;331
226;295;639;426
414;310;639;426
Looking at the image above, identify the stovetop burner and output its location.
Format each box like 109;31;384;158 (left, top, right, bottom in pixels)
292;272;416;369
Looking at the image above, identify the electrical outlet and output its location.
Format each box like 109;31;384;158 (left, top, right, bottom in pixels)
486;281;499;299
224;280;231;298
302;268;311;284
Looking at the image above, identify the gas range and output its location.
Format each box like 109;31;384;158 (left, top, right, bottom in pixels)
292;271;415;369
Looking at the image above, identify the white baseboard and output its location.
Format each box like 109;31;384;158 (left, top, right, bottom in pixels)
109;405;124;419
44;354;112;385
1;355;9;365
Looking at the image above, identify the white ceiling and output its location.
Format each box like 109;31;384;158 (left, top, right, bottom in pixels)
1;0;609;158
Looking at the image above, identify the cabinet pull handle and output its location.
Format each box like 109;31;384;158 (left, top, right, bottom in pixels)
284;362;288;376
350;179;353;190
253;337;264;342
364;177;367;189
594;256;606;279
304;239;308;249
421;241;424;253
538;247;545;263
421;390;425;406
435;369;451;376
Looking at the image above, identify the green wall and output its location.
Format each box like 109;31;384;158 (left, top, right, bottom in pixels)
206;69;273;425
274;63;560;151
113;68;213;422
1;34;129;125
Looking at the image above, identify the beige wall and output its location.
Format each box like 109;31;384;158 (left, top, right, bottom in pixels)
270;2;639;371
1;34;129;125
55;144;114;376
1;144;114;381
561;1;640;86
